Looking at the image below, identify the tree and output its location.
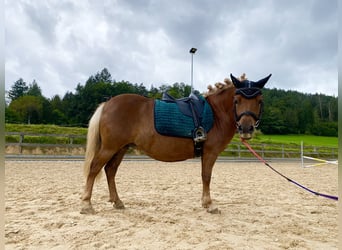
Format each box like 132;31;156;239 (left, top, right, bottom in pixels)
49;95;67;125
260;106;287;134
148;85;162;99
298;100;314;134
73;81;114;125
5;106;19;123
27;80;42;97
8;78;28;101
61;91;79;125
8;96;43;124
167;82;192;98
94;68;112;83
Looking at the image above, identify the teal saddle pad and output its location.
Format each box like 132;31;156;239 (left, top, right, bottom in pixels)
154;97;214;138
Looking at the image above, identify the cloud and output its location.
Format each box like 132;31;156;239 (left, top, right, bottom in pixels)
5;0;337;98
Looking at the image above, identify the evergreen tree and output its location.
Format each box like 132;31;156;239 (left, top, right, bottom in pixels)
94;68;112;83
8;78;28;101
27;80;42;96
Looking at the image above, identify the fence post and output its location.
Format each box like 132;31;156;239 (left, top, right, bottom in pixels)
301;141;304;168
69;136;73;145
68;135;73;155
19;133;24;154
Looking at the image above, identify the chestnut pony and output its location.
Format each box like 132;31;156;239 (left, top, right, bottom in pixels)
81;73;271;214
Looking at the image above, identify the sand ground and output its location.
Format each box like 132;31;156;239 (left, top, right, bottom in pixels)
5;160;338;249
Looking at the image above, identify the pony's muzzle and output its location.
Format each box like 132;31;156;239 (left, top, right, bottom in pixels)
237;122;254;140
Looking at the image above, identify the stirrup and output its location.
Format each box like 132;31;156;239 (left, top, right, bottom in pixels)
193;127;207;143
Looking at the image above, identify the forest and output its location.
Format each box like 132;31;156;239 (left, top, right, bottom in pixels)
5;68;338;136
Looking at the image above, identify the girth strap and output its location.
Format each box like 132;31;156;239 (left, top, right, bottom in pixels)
188;97;206;157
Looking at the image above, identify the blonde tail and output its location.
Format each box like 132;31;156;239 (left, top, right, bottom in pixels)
83;103;105;179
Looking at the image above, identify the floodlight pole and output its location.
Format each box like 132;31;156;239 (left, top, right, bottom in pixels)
189;47;197;93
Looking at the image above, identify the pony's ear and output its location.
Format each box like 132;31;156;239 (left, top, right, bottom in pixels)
254;74;272;89
230;73;243;88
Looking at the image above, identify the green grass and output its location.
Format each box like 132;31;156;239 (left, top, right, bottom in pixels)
5;124;87;145
229;131;337;147
5;124;87;135
255;134;337;147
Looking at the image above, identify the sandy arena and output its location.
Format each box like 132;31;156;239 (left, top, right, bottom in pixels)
5;159;338;249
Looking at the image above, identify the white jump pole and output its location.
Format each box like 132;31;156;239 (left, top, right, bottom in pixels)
301;140;338;168
303;156;338;166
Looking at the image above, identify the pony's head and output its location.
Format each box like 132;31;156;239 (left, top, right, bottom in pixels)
230;73;272;140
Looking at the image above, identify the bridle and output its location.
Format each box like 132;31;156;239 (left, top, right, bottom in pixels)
233;87;264;129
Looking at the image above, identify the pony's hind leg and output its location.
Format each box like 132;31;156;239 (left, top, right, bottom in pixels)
105;147;128;209
81;150;113;214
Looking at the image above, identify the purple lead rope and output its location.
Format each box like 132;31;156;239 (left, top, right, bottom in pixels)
241;139;338;201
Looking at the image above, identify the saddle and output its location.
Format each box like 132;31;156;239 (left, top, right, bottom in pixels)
161;92;205;119
161;92;207;143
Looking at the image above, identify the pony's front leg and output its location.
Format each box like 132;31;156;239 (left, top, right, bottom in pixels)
201;155;220;214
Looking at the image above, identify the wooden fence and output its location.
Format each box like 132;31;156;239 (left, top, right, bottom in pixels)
5;132;338;160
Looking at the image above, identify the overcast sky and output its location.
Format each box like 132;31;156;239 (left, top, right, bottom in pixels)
5;0;338;98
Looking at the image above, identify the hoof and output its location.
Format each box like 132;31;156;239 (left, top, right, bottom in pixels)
202;203;209;208
80;206;95;214
114;200;125;209
202;196;212;209
207;204;221;214
80;202;95;214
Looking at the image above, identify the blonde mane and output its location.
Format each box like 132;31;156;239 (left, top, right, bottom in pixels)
204;73;247;97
